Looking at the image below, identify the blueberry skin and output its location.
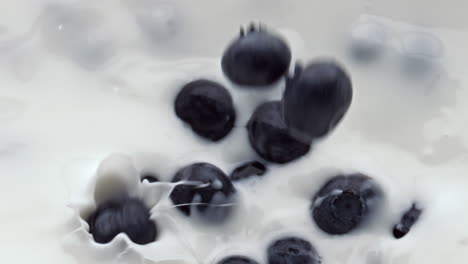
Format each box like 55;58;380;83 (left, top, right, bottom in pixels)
393;204;422;239
170;163;236;222
221;24;291;86
175;79;236;141
267;237;320;264
247;101;311;164
230;161;267;181
282;61;353;141
311;174;382;235
218;255;259;264
88;197;157;245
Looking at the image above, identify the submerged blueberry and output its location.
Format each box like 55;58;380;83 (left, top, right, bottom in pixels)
230;161;267;181
88;197;157;245
349;22;387;63
141;173;159;183
393;203;422;239
175;79;236;141
267;236;320;264
221;23;291;86
218;256;259;264
247;101;311;164
282;61;353;141
311;174;382;235
170;163;236;222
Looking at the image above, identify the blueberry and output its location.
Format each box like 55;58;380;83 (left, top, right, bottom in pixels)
282;61;353;141
311;174;382;235
230;161;267;181
141;173;159;183
247;101;311;164
175;79;236;141
393;203;422;239
88;197;157;245
399;32;443;78
221;23;291;86
218;255;259;264
267;236;320;264
170;163;236;222
349;22;387;63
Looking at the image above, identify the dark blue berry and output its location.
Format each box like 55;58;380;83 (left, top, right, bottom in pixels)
218;256;259;264
141;173;159;183
282;61;353;141
230;161;267;181
247;101;311;164
393;203;422;239
221;24;291;86
88;197;157;245
175;79;236;141
267;237;320;264
170;163;236;222
311;174;382;235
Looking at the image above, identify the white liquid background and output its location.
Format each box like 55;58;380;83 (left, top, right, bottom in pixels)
0;0;467;263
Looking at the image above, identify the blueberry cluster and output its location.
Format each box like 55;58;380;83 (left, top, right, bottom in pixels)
87;23;423;262
175;23;352;165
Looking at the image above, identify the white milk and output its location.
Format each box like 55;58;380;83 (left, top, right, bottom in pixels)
0;0;467;264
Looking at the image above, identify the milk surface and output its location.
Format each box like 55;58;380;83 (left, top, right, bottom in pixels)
0;1;467;264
